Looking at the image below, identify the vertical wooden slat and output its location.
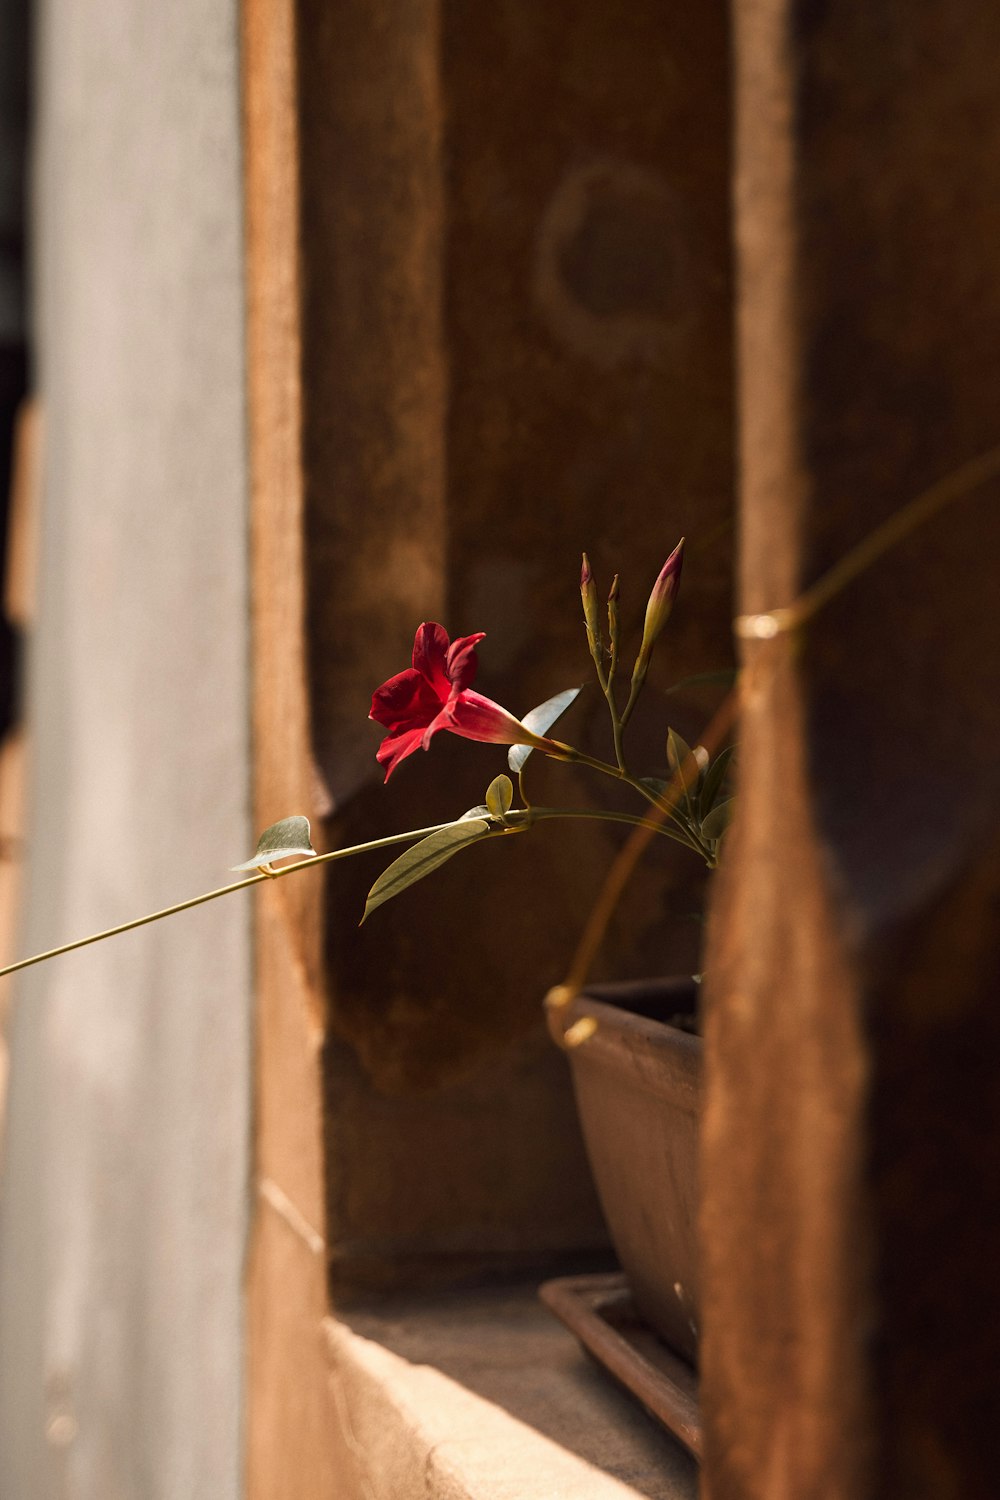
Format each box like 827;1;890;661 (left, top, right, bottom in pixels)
703;2;1000;1495
241;1;335;1495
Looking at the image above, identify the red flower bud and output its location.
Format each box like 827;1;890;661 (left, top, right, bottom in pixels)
638;538;684;662
580;551;601;647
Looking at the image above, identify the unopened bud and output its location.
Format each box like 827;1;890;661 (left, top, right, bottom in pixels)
607;574;621;677
635;538;684;672
580;552;603;661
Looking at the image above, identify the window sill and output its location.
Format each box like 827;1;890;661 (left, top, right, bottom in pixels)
323;1284;698;1499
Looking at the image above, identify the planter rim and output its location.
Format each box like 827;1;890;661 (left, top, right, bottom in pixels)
551;978;702;1111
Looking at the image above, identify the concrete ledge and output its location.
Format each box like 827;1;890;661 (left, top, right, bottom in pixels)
323;1286;697;1499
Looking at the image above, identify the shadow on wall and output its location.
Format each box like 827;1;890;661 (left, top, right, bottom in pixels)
0;0;29;738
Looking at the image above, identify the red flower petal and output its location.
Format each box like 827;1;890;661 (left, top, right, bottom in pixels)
443;689;536;745
375;725;428;780
419;704;459;753
369;667;442;730
411;623;452;697
445;632;485;693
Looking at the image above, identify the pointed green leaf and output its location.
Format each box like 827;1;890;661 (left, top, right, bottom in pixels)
485;774;514;820
666;729;692;774
522;686;581;739
699;746;734;817
231;815;316;870
702;798;735;842
666;729;699;817
362;820;490;922
637;775;702;836
508;687;581;773
667;732;708;789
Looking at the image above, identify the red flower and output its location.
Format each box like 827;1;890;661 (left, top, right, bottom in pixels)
370;623;550;781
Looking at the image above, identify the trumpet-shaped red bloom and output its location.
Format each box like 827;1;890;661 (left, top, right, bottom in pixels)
370;623;545;781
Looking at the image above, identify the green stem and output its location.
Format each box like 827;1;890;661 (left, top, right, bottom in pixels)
603;682;628;772
619;661;646;729
554;744;629;780
2;707;734;986
588;640;608;693
622;779;713;860
549;744;710;860
0;797;711;985
736;440;1000;639
508;806;701;849
0;822;457;981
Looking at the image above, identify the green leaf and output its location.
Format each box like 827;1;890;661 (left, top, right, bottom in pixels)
666;669;738;695
508;687;581;774
666;729;699;814
361;820;491;922
702;798;735;842
666;729;692;773
636;775;702;836
699;745;734;817
231;815;316;871
485;774;514;820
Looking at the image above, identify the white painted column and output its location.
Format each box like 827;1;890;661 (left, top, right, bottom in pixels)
0;0;251;1495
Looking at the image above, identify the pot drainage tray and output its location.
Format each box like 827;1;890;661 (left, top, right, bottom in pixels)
539;1272;702;1460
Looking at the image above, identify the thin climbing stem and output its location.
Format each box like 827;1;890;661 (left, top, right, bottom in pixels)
0;796;706;985
558;692;738;1005
0;822;458;981
550;743;709;855
512;806;709;852
736;440;1000;638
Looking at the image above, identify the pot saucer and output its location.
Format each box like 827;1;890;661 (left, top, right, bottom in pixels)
539;1272;702;1460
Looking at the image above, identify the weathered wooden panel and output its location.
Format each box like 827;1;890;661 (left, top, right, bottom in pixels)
292;0;734;1291
243;2;734;1490
703;2;1000;1496
241;0;338;1493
